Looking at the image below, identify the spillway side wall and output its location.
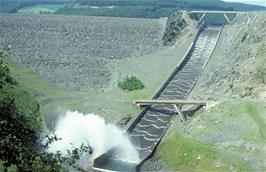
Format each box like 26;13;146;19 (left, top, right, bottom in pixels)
127;22;205;133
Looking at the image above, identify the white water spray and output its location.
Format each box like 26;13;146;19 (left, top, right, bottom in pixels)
47;111;139;168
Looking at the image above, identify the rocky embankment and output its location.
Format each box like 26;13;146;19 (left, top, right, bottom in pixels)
190;12;266;100
186;12;266;171
0;14;166;91
141;12;266;172
162;12;194;46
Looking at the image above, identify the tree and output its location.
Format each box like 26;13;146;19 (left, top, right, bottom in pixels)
0;52;93;171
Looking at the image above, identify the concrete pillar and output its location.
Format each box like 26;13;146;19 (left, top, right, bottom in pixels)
198;13;206;23
223;13;231;23
173;104;186;122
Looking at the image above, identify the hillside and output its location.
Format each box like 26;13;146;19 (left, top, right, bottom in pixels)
0;8;265;171
190;12;266;100
0;14;166;91
55;0;265;18
0;13;196;130
1;0;265;18
141;12;266;172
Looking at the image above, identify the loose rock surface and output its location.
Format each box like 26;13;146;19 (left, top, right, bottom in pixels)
0;14;166;91
189;12;266;100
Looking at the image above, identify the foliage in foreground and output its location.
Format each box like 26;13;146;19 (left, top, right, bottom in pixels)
118;76;144;91
0;52;92;171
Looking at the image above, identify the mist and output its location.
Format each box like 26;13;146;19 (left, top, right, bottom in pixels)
47;111;139;169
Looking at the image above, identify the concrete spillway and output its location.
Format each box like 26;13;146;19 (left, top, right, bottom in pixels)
93;25;222;172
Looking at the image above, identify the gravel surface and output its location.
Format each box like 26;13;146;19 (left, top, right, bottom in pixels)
189;12;266;100
0;14;166;91
185;12;266;171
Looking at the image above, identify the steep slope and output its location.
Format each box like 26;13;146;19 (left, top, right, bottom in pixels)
0;14;166;91
190;12;266;100
0;13;197;131
141;12;266;172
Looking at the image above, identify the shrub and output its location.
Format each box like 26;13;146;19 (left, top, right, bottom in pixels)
163;12;187;46
0;52;92;171
118;76;144;91
0;52;9;77
0;52;17;87
0;95;92;171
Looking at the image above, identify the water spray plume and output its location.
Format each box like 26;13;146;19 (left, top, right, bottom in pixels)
47;111;139;168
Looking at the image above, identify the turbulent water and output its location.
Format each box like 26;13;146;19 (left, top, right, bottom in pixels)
47;111;139;169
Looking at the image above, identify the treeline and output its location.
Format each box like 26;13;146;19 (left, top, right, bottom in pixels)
1;0;265;18
75;0;265;11
54;0;265;19
56;6;178;18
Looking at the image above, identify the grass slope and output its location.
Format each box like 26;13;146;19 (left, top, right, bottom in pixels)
158;100;265;171
0;52;47;130
159;132;250;171
153;12;266;171
244;101;266;140
2;26;195;130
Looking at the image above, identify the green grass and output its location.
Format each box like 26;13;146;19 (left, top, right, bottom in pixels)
1;29;195;128
159;132;250;171
0;80;48;132
1;84;39;116
198;101;265;142
244;101;266;140
1;53;72;130
18;4;66;14
3;53;87;98
0;52;48;131
2;53;141;126
158;99;266;171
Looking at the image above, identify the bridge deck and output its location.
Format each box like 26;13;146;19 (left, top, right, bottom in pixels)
185;10;241;13
93;25;222;171
129;26;221;160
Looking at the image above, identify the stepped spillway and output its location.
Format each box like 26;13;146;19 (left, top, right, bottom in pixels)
93;26;222;172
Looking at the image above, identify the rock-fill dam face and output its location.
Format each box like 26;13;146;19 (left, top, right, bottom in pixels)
93;25;222;172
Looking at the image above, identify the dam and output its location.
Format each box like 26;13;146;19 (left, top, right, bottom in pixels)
93;24;223;171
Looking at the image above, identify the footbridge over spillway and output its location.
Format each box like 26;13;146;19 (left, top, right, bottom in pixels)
186;10;241;23
93;24;223;171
